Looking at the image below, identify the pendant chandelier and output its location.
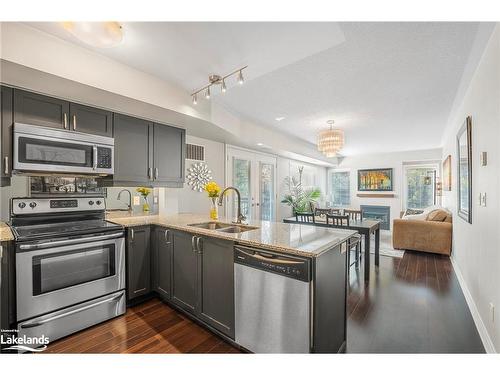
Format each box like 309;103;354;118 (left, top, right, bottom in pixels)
318;120;344;157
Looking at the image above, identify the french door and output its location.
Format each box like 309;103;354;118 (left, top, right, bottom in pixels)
225;146;277;222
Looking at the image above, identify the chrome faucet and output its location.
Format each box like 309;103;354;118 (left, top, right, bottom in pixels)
218;187;246;224
117;189;132;211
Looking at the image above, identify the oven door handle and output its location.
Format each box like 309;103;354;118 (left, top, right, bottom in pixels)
18;232;124;251
92;145;98;170
19;292;124;329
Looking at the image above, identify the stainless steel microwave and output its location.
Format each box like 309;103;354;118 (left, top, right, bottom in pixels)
13;123;114;176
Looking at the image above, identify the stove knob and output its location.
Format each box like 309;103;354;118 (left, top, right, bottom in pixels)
18;202;26;209
29;202;37;209
88;200;94;206
96;200;102;205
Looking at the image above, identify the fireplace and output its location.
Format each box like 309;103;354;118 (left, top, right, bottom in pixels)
360;205;391;230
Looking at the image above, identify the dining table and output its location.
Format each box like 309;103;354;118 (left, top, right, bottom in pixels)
283;216;381;281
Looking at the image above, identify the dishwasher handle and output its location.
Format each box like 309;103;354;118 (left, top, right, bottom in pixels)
234;246;311;282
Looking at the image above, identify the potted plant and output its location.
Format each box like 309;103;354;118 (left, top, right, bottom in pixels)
281;167;321;214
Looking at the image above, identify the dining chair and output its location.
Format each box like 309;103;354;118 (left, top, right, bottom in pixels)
295;212;316;223
314;208;332;218
326;214;362;273
344;209;362;221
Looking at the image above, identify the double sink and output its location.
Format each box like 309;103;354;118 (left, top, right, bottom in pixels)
188;221;259;234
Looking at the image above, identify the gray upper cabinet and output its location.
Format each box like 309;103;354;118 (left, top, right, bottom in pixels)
14;89;69;130
126;226;151;301
152;227;172;301
153;123;185;186
1;86;13;185
113;113;153;184
196;236;235;339
69;103;113;137
171;230;198;314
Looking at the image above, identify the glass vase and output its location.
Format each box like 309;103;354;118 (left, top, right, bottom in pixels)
210;198;219;220
142;196;150;212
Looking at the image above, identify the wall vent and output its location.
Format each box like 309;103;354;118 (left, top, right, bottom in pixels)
186;143;205;161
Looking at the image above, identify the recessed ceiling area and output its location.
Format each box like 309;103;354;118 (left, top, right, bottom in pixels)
26;22;488;156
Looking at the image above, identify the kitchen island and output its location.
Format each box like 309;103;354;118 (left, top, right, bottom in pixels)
106;212;356;353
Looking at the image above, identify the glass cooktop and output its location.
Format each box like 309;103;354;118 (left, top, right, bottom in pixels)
13;220;123;241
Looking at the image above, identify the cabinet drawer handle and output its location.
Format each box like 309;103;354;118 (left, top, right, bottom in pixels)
148;167;153;181
133;288;146;294
154;167;159;180
164;229;171;244
196;237;203;254
3;156;8;175
72;114;77;130
63;113;68;129
130;228;134;241
191;236;197;253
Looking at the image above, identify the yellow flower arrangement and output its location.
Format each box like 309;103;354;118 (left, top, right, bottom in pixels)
136;187;152;212
204;181;221;198
136;187;152;197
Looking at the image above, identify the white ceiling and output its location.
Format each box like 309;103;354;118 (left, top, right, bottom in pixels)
27;22;485;156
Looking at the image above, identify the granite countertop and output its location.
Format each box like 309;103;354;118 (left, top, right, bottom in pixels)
0;222;14;242
106;211;356;258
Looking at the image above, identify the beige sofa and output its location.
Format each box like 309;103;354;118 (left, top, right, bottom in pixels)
392;208;452;256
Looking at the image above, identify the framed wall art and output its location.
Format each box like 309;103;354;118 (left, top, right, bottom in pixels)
357;168;393;191
457;116;472;223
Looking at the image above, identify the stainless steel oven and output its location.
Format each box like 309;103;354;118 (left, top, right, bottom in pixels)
16;231;125;322
13;122;114;175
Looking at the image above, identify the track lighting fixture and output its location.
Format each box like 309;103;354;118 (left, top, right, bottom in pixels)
191;66;247;103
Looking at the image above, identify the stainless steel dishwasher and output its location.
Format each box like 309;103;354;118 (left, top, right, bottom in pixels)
234;245;312;353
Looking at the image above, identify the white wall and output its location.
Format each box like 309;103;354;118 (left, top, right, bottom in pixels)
440;25;500;353
331;148;442;230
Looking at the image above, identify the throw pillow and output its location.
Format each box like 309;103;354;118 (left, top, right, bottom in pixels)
404;208;424;216
427;209;448;222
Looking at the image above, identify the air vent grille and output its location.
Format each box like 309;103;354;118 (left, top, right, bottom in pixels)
186;143;205;161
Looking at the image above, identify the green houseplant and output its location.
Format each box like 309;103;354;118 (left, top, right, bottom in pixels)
281;166;321;214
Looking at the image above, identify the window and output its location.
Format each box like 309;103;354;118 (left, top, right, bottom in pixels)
330;171;350;206
404;166;438;209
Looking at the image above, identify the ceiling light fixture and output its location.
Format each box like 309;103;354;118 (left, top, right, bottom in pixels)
237;70;244;85
275;116;285;121
191;66;247;103
318;120;344;157
192;93;198;105
61;22;123;48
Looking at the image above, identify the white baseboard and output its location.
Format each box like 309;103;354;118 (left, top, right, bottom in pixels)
450;257;496;353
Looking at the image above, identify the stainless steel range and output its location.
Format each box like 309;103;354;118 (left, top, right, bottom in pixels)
10;196;126;347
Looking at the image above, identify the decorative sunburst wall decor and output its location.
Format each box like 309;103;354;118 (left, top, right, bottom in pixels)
186;162;212;192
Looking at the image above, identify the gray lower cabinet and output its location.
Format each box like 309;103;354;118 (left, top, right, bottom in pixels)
1;86;13;186
171;230;198;313
151;227;172;301
196;236;235;339
69;103;113;136
161;229;235;339
126;226;151;300
13;89;69;130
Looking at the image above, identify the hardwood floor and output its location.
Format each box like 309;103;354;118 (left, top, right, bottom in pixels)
42;250;484;354
42;299;240;354
347;250;484;353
